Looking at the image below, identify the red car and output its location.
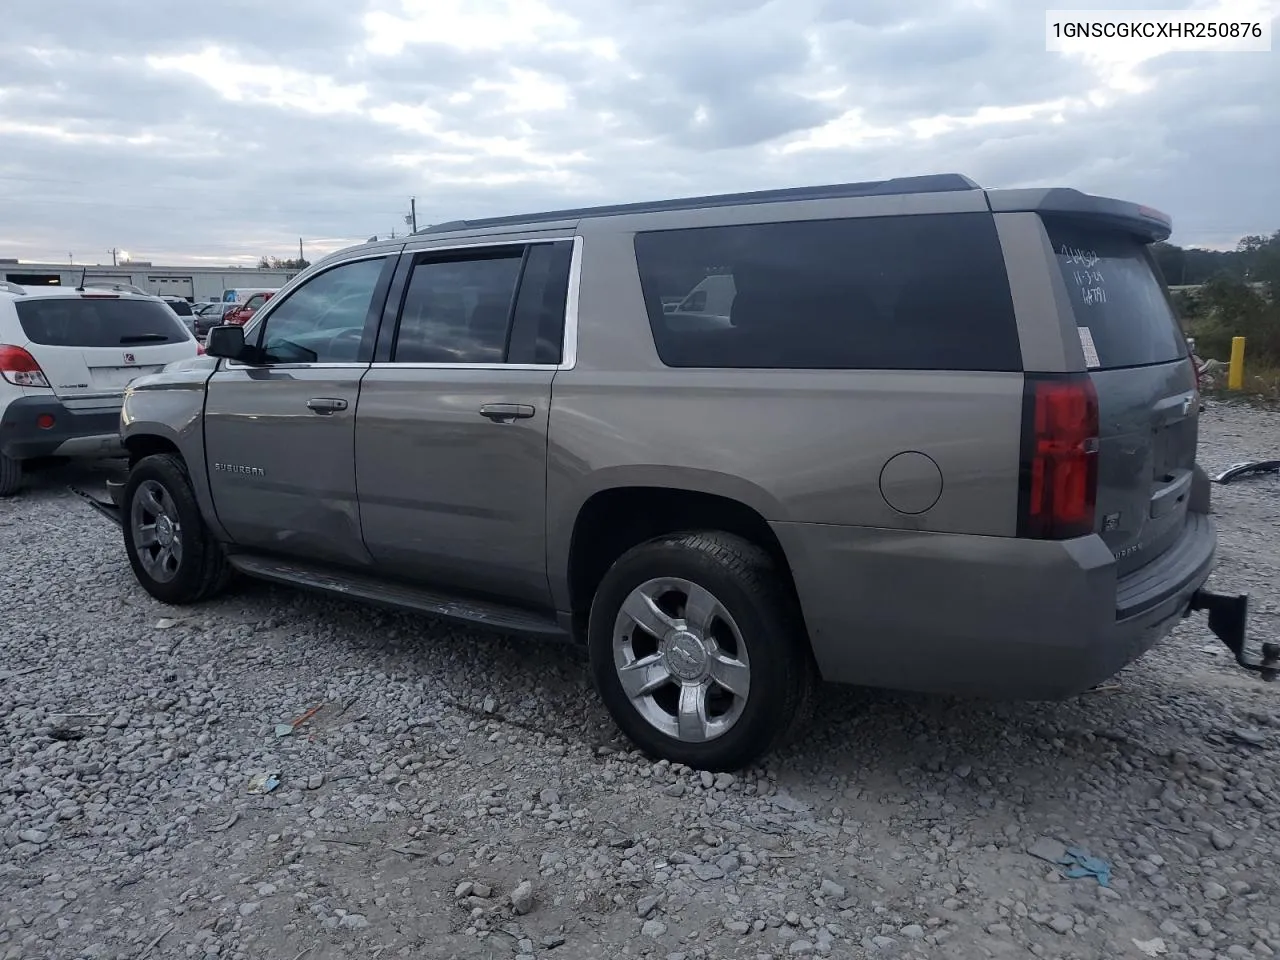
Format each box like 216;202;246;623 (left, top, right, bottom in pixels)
226;291;274;325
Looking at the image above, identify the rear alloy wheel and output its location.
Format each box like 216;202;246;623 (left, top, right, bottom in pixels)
122;453;232;604
588;532;815;771
0;453;21;497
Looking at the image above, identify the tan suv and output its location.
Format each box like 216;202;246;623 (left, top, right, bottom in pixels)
85;174;1271;770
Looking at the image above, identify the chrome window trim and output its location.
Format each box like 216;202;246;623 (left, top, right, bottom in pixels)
225;236;582;373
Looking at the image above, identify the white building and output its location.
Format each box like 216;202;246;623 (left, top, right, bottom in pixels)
0;260;299;302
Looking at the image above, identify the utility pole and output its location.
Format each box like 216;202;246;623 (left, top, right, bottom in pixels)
108;247;118;266
298;237;305;265
68;253;73;266
410;197;417;233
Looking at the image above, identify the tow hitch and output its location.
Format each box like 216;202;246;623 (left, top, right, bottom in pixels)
1190;589;1280;680
69;478;123;528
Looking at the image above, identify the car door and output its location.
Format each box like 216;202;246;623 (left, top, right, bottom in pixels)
203;253;397;565
356;238;577;607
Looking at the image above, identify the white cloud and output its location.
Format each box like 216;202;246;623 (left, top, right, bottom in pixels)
0;0;1276;264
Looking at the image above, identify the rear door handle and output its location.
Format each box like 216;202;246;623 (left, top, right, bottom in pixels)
478;403;535;422
306;397;348;414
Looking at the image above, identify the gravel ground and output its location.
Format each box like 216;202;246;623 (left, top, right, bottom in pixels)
2;399;1278;960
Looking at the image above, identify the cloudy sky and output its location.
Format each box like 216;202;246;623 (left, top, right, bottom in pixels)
1;0;1277;267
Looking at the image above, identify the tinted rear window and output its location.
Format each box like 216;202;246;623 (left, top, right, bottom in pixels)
633;213;1021;371
1044;217;1186;369
16;298;189;347
167;300;193;316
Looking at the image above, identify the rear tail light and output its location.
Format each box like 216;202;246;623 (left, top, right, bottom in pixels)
196;342;206;355
1017;373;1099;540
0;344;51;388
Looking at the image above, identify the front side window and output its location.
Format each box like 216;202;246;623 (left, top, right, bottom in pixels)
255;258;386;364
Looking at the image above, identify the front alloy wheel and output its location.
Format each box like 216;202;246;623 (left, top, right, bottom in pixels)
130;479;184;583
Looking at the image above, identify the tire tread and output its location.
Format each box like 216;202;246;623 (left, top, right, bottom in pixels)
0;454;20;497
588;529;816;770
124;453;232;604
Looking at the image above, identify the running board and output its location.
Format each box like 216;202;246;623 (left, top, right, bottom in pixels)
226;553;568;638
68;485;122;526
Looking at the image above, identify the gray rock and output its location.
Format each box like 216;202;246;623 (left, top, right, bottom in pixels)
693;863;725;881
17;829;48;845
900;924;925;940
237;901;259;917
1204;882;1229;901
1211;829;1235;850
714;772;736;790
1046;915;1073;935
726;920;751;935
789;941;815;955
700;770;714;789
539;788;560;806
511;879;534;915
871;936;897;950
340;914;369;930
637;894;661;917
642;919;668;938
542;935;566;949
454;881;473;899
987;923;1013;936
1027;837;1067;863
472;882;492;899
819;878;846;899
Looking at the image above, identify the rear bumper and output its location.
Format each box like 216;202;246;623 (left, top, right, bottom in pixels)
773;512;1216;699
0;396;123;460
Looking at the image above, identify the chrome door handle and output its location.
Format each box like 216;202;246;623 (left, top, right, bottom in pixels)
306;397;348;414
478;403;535;422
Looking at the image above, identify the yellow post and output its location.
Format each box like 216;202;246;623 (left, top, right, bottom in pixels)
1228;336;1246;391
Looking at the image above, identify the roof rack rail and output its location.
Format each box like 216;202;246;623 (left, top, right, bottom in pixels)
82;280;149;295
414;173;981;235
0;280;26;296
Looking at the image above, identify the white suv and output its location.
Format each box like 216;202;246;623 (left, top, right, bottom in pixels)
0;281;200;496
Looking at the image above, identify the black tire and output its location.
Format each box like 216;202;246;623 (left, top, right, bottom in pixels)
587;531;816;771
121;453;232;604
0;454;20;497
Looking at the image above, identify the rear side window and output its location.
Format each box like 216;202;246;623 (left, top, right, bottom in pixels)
16;298;189;347
633;213;1021;371
508;242;573;365
168;300;193;316
393;253;523;364
1043;217;1186;369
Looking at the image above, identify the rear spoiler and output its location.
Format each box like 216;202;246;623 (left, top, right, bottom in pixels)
986;188;1172;243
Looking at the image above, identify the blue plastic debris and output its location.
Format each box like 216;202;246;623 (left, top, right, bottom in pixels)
1057;847;1111;886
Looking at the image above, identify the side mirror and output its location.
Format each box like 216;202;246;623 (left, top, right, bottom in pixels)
205;324;247;361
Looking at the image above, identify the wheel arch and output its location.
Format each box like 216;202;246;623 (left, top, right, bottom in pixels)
561;476;803;641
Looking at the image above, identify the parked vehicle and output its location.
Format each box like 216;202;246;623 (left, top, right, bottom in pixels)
0;281;199;496
192;302;239;336
161;296;198;337
220;287;279;304
101;174;1260;770
225;290;275;326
